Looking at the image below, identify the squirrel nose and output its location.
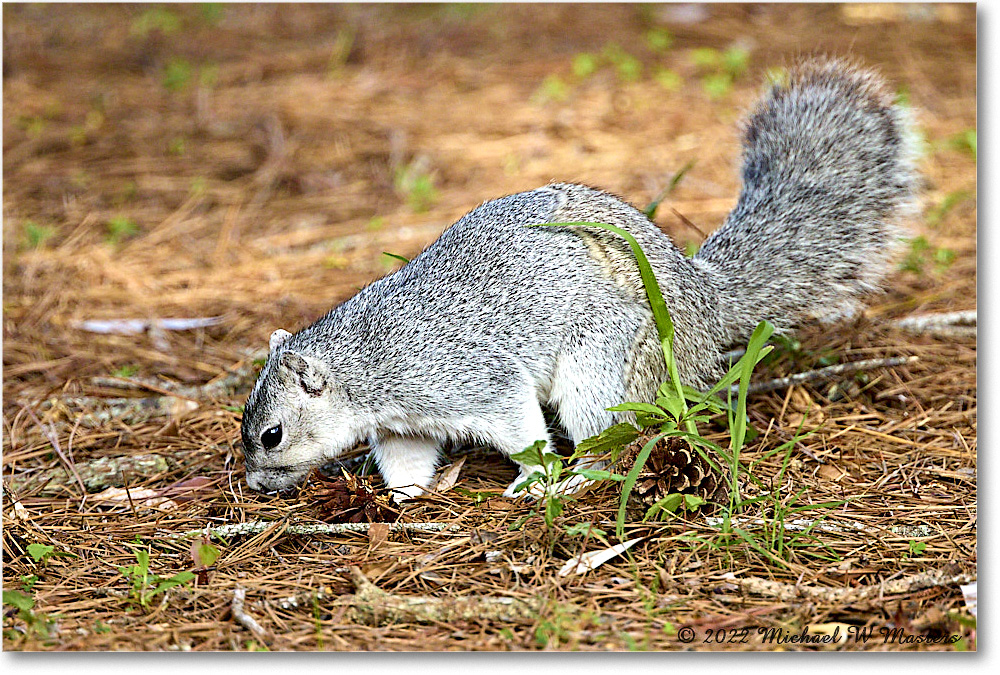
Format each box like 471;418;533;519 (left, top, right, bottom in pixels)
245;472;264;493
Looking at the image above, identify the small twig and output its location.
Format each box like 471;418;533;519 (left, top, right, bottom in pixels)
90;365;262;401
705;516;940;539
669;206;709;240
720;568;975;604
167;520;463;540
891;309;976;336
89;349;268;401
42;395;200;427
20;404;87;498
73;316;225;335
232;587;270;642
730;356;918;395
257;566;543;625
7;453;170;495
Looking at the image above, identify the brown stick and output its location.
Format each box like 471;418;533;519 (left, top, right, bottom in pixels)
729;356;919;395
20;404;87;498
720;568;975;604
232;587;271;642
259;567;542;627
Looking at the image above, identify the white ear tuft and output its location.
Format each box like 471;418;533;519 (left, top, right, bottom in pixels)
269;329;292;353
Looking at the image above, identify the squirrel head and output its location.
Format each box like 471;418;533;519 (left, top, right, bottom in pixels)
241;329;362;493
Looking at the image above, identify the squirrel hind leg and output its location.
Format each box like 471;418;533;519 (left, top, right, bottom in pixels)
548;344;624;445
524;344;625;498
492;395;554;499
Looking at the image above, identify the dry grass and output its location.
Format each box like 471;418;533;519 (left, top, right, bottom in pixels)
2;3;976;651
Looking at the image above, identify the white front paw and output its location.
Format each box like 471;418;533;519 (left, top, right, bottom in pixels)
502;480;525;499
389;484;425;504
503;476;546;500
503;473;593;501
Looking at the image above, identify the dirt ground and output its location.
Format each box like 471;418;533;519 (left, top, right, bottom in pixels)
2;3;977;651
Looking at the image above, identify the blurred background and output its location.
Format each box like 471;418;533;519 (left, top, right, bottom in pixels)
3;2;976;396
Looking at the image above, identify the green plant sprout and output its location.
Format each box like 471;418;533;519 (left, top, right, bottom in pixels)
119;547;194;608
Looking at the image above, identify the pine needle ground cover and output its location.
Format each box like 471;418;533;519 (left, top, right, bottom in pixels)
3;4;976;651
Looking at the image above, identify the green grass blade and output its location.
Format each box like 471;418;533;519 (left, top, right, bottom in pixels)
531;220;690;432
616;431;670;539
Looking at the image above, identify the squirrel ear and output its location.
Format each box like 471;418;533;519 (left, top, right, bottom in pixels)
269;329;292;353
279;351;327;397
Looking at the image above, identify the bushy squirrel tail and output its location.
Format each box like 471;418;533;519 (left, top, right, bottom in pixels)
694;57;918;341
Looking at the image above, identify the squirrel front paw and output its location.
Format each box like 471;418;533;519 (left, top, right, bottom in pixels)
388;484;426;504
503;479;540;500
502;473;594;500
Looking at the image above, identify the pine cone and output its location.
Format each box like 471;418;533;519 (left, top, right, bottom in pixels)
619;434;730;512
303;469;399;523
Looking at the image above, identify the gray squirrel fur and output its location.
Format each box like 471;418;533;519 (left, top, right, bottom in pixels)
241;58;917;501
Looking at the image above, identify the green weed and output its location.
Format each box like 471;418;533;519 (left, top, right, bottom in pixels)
690;46;750;98
645;28;673;52
15;115;46;138
190;176;208;196
603;44;642;82
570;43;652;86
328;28;356;75
2;589;55;641
199;63;219;88
533;74;570;103
162;58;193;92
654;67;682;92
106;216;140;244
22;221;55;249
131;7;182;36
508;440;624;534
168;136;186;155
534;221;775;539
193;540;221;568
382;251;410;264
949;129;976;160
926;190;973;227
533;603;594;649
644;160;696;218
119;547;194;608
198;3;225;26
393;160;438;213
572;53;599;78
26;544;55;565
900;236;955;275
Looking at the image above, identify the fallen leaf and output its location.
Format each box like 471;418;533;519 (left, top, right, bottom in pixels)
12;500;30;522
161;476;216;502
961;581;977;617
433;457;466;493
368;522;390;553
90;486;179;511
818;463;847;482
558;537;646;577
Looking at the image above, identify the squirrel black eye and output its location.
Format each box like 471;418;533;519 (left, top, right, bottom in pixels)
261;424;282;450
